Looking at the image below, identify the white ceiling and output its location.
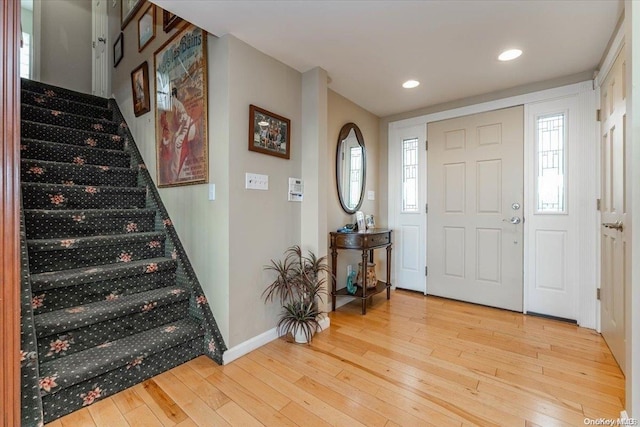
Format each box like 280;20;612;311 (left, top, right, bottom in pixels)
153;0;623;118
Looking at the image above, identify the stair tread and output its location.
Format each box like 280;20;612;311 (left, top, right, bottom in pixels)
21;137;129;157
27;231;165;251
24;208;156;218
22;159;133;174
34;285;190;337
22;103;118;126
22;88;112;114
21;78;109;108
30;257;177;291
38;318;203;395
21;120;122;141
22;181;145;193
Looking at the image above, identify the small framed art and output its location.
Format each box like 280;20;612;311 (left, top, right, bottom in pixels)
248;105;290;159
131;61;150;117
163;10;183;32
138;4;156;52
113;32;123;67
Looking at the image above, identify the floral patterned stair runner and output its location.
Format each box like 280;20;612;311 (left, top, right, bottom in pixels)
19;79;226;426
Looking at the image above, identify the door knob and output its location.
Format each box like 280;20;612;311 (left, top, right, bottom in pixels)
503;216;521;224
98;37;107;43
603;221;624;231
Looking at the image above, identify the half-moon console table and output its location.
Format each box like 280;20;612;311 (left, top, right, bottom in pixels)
330;229;392;314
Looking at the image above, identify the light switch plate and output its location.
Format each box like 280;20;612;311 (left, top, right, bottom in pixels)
245;173;268;190
208;184;215;201
368;190;375;200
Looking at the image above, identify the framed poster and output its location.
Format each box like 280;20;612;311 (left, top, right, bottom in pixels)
248;105;290;159
154;24;208;187
121;0;144;30
131;61;150;117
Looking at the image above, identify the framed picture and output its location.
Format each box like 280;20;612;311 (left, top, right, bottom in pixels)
113;32;123;67
163;10;183;32
138;4;155;52
355;211;366;231
365;214;375;229
121;0;144;30
248;105;290;159
154;24;208;187
131;61;150;117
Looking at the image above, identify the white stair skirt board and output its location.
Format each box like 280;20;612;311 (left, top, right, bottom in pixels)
223;316;330;365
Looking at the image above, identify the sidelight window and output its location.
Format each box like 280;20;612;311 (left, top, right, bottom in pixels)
402;138;419;212
535;113;566;213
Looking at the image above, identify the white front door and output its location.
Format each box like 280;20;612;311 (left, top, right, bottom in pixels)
600;47;627;372
427;106;524;311
389;124;427;293
92;0;108;97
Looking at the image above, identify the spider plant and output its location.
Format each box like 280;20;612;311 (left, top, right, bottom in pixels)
263;245;331;343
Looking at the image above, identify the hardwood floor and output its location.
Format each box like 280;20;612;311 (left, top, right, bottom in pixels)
48;290;624;426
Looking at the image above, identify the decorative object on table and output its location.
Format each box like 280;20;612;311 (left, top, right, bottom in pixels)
355;211;365;231
346;269;357;295
138;4;156;52
263;246;331;343
154;24;208;187
249;105;291;159
162;9;183;32
365;214;375;229
121;0;144;30
336;122;366;214
130;61;150;117
337;223;356;233
113;32;124;67
356;262;378;289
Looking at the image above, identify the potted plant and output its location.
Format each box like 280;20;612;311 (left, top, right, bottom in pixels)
263;245;331;343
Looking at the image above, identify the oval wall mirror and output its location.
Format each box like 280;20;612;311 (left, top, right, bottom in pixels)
336;122;366;214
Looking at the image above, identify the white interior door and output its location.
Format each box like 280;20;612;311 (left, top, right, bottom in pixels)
92;0;108;97
389;124;427;293
600;47;626;372
427;106;524;311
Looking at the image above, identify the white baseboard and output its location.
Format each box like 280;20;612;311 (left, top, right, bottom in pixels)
222;316;330;365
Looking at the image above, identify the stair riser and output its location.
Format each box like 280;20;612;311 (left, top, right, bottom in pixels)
22;122;124;151
21;162;137;188
21;139;130;168
25;212;156;240
21;80;109;108
38;300;189;361
28;240;165;274
32;270;177;314
41;338;202;423
22;90;113;120
22;105;120;135
22;186;146;210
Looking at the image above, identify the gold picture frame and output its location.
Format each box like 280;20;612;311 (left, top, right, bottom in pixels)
154;24;208;187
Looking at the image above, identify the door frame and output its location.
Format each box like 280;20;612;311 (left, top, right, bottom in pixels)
388;79;599;327
1;0;22;424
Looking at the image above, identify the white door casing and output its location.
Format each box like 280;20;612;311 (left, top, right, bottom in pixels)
92;0;108;97
388;124;427;293
427;106;524;311
524;97;580;321
600;46;627;372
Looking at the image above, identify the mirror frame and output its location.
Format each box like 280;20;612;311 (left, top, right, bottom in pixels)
336;122;366;214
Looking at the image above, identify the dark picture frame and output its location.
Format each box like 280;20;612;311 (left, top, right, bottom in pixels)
162;10;183;32
113;32;123;67
131;61;150;117
121;0;144;30
138;4;155;52
154;24;208;187
248;105;291;159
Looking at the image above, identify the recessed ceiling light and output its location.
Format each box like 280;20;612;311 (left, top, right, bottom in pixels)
498;49;522;61
402;80;420;89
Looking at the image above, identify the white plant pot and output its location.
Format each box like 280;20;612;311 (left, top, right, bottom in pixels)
293;326;311;344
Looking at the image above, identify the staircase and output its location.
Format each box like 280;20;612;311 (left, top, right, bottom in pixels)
18;79;226;426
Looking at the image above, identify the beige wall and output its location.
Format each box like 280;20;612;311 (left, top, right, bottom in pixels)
327;90;384;291
39;0;92;92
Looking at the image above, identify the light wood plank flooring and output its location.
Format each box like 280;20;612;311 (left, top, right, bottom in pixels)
48;290;624;426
